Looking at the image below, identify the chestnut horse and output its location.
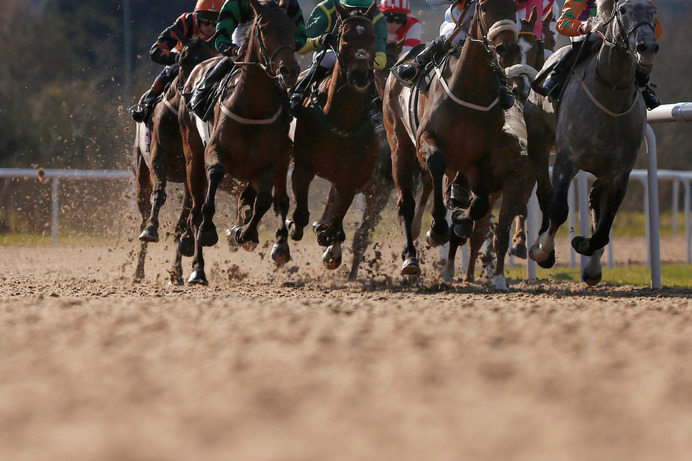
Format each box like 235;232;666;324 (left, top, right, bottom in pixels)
180;0;299;285
384;0;519;276
133;37;213;284
441;7;554;290
527;0;659;285
288;2;379;270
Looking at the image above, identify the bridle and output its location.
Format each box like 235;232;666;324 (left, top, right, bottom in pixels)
233;12;295;81
329;12;376;89
599;0;655;53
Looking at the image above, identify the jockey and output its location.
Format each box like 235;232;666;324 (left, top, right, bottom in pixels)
288;0;389;112
188;0;307;119
380;0;422;57
130;0;222;123
395;0;514;110
536;0;662;109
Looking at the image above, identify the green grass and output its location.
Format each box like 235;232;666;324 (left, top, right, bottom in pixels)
504;264;692;288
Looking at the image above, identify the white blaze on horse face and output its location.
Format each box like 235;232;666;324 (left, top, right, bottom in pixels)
519;39;532;66
354;49;371;61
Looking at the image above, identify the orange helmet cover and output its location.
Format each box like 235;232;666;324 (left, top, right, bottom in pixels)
195;0;221;12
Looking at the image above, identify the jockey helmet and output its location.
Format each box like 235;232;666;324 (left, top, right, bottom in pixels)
379;0;410;15
194;0;220;24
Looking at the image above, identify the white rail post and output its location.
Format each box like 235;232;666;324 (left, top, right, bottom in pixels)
672;180;680;236
645;124;661;288
577;171;590;279
51;178;59;246
685;181;691;264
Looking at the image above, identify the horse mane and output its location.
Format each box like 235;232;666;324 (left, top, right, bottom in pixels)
596;0;615;24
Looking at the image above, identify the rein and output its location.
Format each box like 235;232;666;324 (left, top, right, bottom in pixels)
332;14;376;87
233;14;294;81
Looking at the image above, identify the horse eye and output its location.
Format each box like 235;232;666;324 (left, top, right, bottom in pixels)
620;7;626;15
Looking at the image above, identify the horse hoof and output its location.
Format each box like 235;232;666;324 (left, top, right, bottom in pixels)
536;250;556;269
197;227;218;247
571;236;595;256
177;234;195;257
287;220;304;241
271;242;291;266
509;244;527;260
187;270;208;285
493;275;509;292
322;245;342;270
139;228;159;243
582;269;602;287
168;275;184;286
401;258;421;276
426;227;450;247
453;221;473;239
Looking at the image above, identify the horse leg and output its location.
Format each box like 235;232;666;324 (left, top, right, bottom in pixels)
530;154;576;268
230;169;274;250
139;147;168;243
228;184;256;251
392;138;420;275
572;173;628;257
314;186;338;237
525;107;554;235
169;186;193;286
412;174;432;241
464;212;491;285
196;161;225;247
271;155;292;266
348;179;391;280
320;184;357;270
442;231;465;283
134;156;152;282
186;142;208;285
420;132;450;247
289;162;314;241
493;193;521;292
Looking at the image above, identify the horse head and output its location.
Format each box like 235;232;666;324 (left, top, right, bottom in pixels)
598;0;659;68
472;0;519;62
333;1;378;93
247;0;300;89
178;37;214;86
506;6;543;102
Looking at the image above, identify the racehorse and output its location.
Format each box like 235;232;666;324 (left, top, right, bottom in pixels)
384;0;519;276
526;0;659;285
288;1;379;271
133;37;214;284
180;0;300;285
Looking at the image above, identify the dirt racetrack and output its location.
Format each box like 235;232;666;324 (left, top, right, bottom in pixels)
2;238;692;460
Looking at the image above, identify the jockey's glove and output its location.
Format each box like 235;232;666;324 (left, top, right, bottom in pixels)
374;51;387;70
317;33;337;49
218;42;240;57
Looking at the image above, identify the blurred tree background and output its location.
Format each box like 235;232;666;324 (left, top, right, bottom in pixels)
0;0;689;220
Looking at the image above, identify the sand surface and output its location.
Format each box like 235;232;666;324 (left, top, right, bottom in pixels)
1;237;692;460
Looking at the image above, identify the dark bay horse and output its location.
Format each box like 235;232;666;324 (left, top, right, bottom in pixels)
526;0;659;285
133;37;213;284
384;0;519;276
288;1;379;271
180;0;299;285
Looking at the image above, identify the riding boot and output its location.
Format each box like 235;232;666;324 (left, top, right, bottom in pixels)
493;63;515;109
636;66;661;110
189;56;235;119
534;44;580;97
289;65;329;113
130;79;165;123
395;36;449;82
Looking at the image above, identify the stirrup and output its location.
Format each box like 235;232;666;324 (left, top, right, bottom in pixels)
129;103;149;123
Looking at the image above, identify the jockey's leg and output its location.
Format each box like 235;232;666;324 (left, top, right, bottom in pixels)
395;35;450;82
189;56;235;119
289;50;334;112
130;64;179;123
635;65;661;110
492;58;515;109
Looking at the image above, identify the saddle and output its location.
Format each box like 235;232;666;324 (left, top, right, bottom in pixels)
185;65;242;122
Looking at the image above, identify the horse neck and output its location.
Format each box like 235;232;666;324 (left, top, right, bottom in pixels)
323;60;369;128
230;34;280;112
596;31;637;90
448;24;496;94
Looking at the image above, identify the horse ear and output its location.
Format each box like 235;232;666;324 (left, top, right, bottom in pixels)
249;0;263;15
334;1;348;21
528;6;537;27
365;0;378;19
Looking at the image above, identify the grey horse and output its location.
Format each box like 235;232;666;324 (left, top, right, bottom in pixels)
525;0;659;285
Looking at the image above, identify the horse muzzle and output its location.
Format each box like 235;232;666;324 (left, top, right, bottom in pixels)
277;63;300;89
636;40;659;68
348;69;371;93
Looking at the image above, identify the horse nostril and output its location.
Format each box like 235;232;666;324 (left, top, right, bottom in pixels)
636;43;648;54
496;44;506;56
654;44;660;54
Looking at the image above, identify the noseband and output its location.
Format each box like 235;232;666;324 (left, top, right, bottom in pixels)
601;0;655;52
234;13;295;81
331;13;375;88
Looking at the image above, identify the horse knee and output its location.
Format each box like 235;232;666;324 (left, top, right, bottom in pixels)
207;163;225;184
